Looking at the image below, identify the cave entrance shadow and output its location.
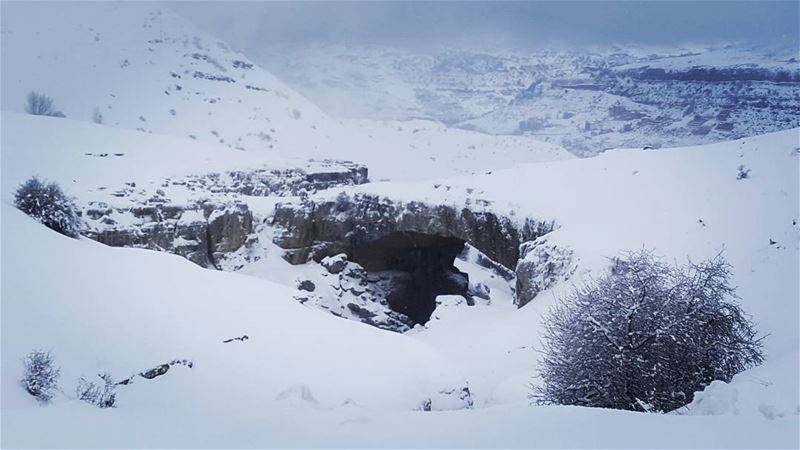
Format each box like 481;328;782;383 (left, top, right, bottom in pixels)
351;231;469;324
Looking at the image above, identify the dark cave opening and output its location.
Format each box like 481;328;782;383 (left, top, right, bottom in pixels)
351;231;469;324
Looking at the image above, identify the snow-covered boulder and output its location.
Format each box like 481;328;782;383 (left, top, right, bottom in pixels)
321;253;348;274
514;237;575;308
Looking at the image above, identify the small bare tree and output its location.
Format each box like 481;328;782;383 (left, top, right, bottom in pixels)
21;350;60;403
24;91;66;117
76;372;117;408
736;165;751;180
533;250;763;412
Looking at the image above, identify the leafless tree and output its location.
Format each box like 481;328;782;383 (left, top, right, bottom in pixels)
533;250;763;412
24;91;66;117
76;372;116;408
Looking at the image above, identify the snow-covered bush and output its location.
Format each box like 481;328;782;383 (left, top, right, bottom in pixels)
334;191;352;212
76;373;117;408
24;91;66;117
534;250;763;412
14;177;81;238
21;350;60;403
736;164;751;180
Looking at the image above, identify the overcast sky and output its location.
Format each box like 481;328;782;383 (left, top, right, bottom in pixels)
168;1;799;51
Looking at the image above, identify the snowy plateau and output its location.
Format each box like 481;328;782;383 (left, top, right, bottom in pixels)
0;2;798;449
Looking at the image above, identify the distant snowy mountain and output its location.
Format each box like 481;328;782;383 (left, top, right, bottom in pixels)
255;44;800;155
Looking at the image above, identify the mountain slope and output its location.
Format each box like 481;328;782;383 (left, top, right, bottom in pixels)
0;2;573;181
0;1;330;153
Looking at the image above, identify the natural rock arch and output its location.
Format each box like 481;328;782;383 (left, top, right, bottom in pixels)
270;192;568;320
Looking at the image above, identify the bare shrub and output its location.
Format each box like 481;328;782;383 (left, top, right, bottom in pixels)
76;372;117;408
736;164;751;180
25;91;66;117
534;250;763;412
21;350;60;403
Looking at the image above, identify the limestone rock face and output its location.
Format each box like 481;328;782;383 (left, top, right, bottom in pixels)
271;192;554;271
206;204;254;265
174;211;210;267
514;237;576;308
271;192;560;318
305;161;368;186
81;162;367;268
215;160;368;196
85;202;254;269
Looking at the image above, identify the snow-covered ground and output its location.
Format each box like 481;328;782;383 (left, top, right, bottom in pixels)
313;126;800;414
0;2;572;181
1;1;799;448
2;111;798;447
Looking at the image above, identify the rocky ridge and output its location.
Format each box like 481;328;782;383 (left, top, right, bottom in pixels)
77;161;574;329
82;160;367;269
270;191;570;315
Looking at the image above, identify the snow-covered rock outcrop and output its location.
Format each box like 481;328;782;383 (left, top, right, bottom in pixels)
271;192;555;269
85;200;252;268
270;192;566;320
80;161;368;268
513;237;576;308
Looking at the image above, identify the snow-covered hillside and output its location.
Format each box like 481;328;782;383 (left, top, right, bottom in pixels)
2;109;798;447
1;1;798;448
0;2;572;181
0;2;331;153
2;199;797;448
256;44;800;155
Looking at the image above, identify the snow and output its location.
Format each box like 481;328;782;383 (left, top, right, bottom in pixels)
1;1;799;447
255;43;800;156
3;119;798;447
0;112;296;203
0;2;573;182
317;127;800;421
612;45;800;72
1;204;470;437
2;205;798;448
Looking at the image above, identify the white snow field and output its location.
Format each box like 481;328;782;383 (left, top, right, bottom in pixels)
0;2;572;182
2;111;798;447
1;1;799;448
